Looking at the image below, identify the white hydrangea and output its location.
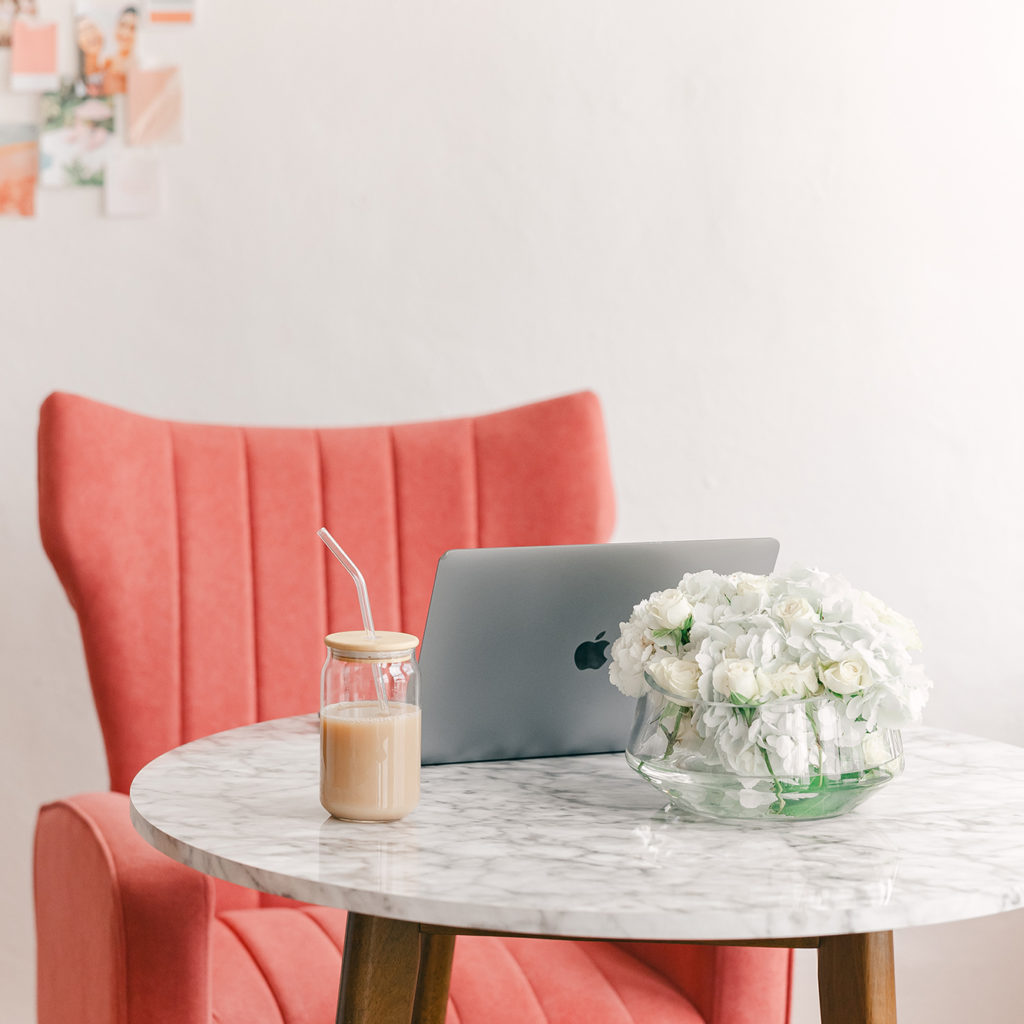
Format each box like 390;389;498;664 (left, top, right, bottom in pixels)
608;613;651;698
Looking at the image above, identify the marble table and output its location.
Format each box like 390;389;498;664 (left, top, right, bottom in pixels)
130;717;1024;1024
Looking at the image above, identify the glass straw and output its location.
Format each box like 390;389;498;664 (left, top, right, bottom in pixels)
317;527;389;712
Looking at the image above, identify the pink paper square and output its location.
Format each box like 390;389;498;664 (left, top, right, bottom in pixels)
127;66;183;146
10;19;58;92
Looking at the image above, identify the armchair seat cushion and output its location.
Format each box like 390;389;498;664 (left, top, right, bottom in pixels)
213;906;703;1024
447;934;704;1024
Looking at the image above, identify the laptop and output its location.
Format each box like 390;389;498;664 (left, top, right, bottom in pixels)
418;537;779;764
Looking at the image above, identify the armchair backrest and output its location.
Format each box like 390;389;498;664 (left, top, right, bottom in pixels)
39;391;615;793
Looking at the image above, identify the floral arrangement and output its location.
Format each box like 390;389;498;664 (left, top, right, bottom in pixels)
611;567;932;816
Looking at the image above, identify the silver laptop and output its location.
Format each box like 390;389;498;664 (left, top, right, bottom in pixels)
419;537;779;764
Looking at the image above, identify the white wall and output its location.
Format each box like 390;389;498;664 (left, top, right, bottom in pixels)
2;2;1023;1021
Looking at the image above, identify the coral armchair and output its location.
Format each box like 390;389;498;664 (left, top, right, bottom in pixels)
35;389;791;1024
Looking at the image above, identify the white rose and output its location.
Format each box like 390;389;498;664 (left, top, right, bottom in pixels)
762;662;820;698
772;595;817;626
821;658;871;696
730;572;770;595
646;656;701;700
712;658;759;701
645;589;694;631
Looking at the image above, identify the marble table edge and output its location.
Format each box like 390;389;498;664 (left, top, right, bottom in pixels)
127;798;1022;943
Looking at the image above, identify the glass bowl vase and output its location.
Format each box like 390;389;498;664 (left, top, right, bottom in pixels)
625;689;904;823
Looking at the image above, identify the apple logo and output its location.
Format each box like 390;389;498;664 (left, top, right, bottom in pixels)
574;631;610;671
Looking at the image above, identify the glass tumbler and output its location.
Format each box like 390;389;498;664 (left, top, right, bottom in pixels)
319;630;421;822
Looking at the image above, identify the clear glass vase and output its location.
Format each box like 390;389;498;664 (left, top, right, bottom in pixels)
625;689;904;822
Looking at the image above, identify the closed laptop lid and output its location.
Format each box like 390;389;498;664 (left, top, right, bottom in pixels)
418;537;780;765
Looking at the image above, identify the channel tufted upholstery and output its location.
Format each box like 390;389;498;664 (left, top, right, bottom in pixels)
35;390;791;1024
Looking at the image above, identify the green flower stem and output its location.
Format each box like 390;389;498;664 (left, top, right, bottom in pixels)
760;744;785;810
806;704;824;770
658;704;687;757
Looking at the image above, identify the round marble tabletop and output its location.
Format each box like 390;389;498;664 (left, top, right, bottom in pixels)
129;717;1024;941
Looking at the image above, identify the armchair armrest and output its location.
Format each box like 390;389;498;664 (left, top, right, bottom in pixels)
616;942;793;1024
35;792;215;1024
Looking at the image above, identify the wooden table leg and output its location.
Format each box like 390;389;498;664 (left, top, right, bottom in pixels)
413;931;456;1024
337;921;897;1024
817;931;897;1024
337;913;422;1024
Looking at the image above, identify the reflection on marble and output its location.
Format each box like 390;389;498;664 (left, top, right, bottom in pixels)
129;718;1024;941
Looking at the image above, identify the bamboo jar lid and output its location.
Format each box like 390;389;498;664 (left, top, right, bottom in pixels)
324;630;420;661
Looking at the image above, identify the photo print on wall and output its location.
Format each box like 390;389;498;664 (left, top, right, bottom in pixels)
0;124;39;215
148;0;194;25
39;84;115;187
0;0;37;47
75;1;139;96
104;152;161;216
